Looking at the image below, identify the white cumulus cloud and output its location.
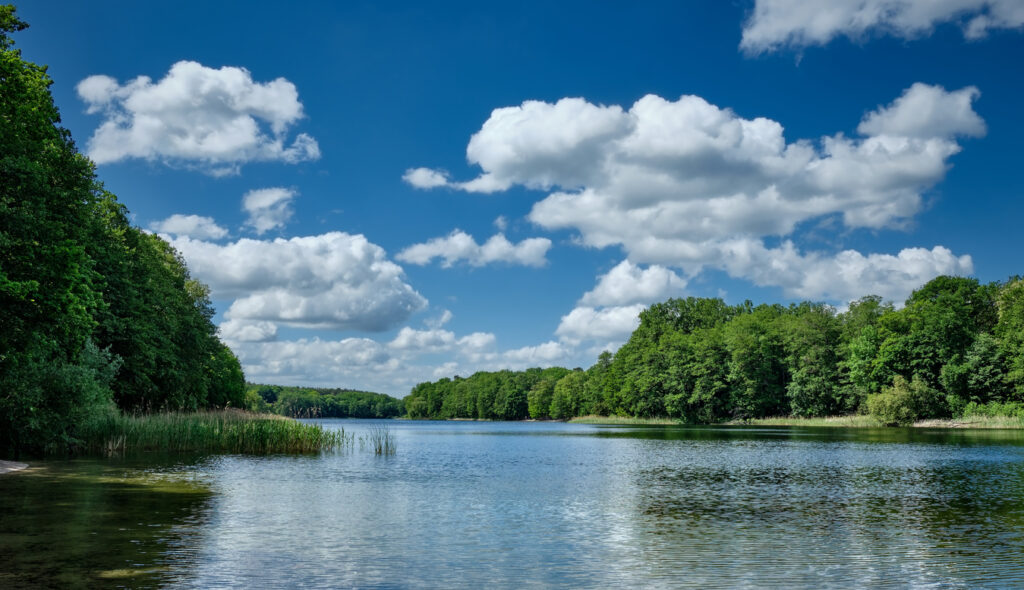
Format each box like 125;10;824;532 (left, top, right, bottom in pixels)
555;305;645;347
149;214;228;240
741;0;1024;53
165;232;426;331
402;167;451;189
858;83;986;139
218;319;278;342
397;230;552;268
409;86;979;303
580;260;688;307
242;187;297;234
389;327;456;352
77;60;320;175
717;239;974;305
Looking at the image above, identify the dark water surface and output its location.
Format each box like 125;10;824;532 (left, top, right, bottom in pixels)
3;421;1024;588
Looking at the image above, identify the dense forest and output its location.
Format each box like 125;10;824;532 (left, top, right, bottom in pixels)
0;7;245;455
405;276;1024;425
246;384;404;418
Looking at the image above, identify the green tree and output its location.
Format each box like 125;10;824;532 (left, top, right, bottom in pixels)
528;378;556;419
725;305;789;418
996;279;1024;398
550;370;587;419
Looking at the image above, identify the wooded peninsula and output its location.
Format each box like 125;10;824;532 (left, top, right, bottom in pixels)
403;279;1024;427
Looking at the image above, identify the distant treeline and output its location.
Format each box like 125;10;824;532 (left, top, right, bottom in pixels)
1;8;245;456
246;384;404;419
404;367;574;420
404;276;1024;425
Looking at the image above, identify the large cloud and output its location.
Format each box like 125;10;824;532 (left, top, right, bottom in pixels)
741;0;1024;53
165;232;426;331
407;86;981;302
77;61;320;175
717;239;973;304
396;230;552;268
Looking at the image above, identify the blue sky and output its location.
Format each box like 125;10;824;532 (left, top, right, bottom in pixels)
13;1;1024;394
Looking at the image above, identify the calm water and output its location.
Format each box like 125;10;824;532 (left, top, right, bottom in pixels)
3;421;1024;588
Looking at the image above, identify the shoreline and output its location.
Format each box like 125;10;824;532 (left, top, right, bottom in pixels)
0;460;29;475
569;415;1024;429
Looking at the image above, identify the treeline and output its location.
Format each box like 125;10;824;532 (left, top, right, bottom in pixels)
0;7;244;455
404;367;574;419
246;384;404;418
405;276;1024;425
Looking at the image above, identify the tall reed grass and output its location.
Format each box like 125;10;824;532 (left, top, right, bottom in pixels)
75;410;350;455
363;425;396;455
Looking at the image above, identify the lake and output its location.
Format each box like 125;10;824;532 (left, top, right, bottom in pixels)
3;420;1024;588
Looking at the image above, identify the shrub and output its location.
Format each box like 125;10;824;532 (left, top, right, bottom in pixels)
867;375;947;426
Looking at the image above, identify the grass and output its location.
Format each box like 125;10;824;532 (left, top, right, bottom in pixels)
363;425;396;455
916;415;1024;429
571;414;1024;429
731;415;883;428
569;415;682;425
74;409;351;455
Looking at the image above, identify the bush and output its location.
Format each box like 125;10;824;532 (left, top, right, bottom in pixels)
961;401;1024;419
867;375;947;426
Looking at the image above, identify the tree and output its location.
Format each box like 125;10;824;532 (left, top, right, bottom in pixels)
725;305;789;418
0;7;116;454
997;279;1024;398
550;370;587;419
527;379;556;419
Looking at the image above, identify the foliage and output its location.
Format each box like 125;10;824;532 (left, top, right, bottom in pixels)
247;384;404;418
74;410;348;455
0;7;245;456
405;276;1024;427
867;375;945;426
960;401;1024;420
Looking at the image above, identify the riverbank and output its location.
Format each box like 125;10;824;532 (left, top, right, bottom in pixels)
0;460;28;474
569;414;1024;429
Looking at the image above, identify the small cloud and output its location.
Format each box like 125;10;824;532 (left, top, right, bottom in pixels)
425;309;454;329
242;187;296;235
397;230;552;268
149;214;228;240
403;167;451;189
219;318;278;342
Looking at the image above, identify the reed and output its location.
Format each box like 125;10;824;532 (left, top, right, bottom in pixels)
569;415;683;425
74;409;350;455
363;425;396;455
733;415;883;427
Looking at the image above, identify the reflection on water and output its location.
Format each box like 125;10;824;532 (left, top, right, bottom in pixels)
0;456;214;588
3;421;1024;588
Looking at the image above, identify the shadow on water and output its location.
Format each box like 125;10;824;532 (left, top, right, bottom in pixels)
588;423;1024;446
0;456;213;589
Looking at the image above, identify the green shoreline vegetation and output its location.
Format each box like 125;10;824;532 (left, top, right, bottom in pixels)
76;410;349;455
245;384;404;419
0;8;340;458
404;276;1024;428
571;413;1024;429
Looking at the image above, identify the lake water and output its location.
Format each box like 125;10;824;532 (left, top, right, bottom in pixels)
3;420;1024;588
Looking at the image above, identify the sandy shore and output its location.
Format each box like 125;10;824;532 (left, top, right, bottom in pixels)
0;460;28;474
